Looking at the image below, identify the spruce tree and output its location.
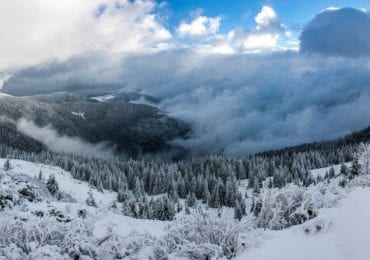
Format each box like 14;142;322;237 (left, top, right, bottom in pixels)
46;174;59;195
350;157;361;178
3;159;11;171
340;163;348;176
38;170;43;181
329;167;335;178
86;189;97;207
234;193;246;220
186;192;197;208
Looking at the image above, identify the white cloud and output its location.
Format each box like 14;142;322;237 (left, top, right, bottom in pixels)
255;6;277;28
0;0;171;70
324;6;340;12
226;6;288;53
9;49;370;155
17;118;114;157
300;7;370;57
242;33;279;52
4;6;370;154
177;15;221;38
0;74;11;90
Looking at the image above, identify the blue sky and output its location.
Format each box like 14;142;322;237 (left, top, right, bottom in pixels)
164;0;370;33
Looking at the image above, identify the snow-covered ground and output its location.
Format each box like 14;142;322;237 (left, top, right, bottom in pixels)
0;158;167;241
237;187;370;260
1;150;370;259
0;158;117;207
310;162;352;178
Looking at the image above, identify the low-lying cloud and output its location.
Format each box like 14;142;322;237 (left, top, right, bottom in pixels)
4;7;370;156
16;118;115;158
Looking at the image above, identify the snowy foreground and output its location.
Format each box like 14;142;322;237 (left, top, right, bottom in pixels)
237;188;370;260
1;157;370;259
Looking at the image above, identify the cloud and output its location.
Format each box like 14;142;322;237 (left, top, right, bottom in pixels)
300;7;370;57
4;6;370;156
177;14;221;38
0;0;171;70
255;5;284;33
16;118;115;158
0;74;11;89
7;49;370;155
224;6;289;53
242;33;279;52
174;5;292;54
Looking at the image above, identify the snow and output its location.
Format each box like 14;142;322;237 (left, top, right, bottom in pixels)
93;212;167;238
236;188;370;260
71;111;86;120
91;95;115;102
0;158;168;240
0;158;117;207
310;162;351;178
1;150;370;259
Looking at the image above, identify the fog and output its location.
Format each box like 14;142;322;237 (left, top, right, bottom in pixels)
17;118;115;158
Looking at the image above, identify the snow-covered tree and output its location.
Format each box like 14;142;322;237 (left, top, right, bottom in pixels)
86;189;97;207
3;159;11;172
350;156;362;178
46;174;59;195
340;163;348;176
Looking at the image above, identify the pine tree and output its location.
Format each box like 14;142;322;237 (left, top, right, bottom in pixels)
329;167;335;178
133;177;144;199
46;174;59;195
273;169;286;188
350;156;361;178
339;178;347;188
209;185;220;208
86;189;97;207
253;176;261;194
186;192;197;208
38;170;43;181
340;163;348;176
234;193;247;220
3;159;11;171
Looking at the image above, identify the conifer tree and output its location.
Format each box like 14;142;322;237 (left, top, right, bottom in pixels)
86;189;97;207
340;163;348;176
38;170;43;181
350;156;361;178
3;159;11;171
46;174;59;195
329;167;335;178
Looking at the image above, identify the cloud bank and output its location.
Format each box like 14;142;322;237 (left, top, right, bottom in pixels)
300;7;370;57
3;5;370;156
17;118;115;158
0;0;171;70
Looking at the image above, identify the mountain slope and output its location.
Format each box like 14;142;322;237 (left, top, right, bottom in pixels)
1;154;370;259
0;92;189;158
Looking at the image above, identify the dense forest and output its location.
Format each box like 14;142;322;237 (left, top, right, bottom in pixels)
1;124;368;221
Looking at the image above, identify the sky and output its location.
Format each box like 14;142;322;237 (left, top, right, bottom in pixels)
164;0;370;32
2;0;370;156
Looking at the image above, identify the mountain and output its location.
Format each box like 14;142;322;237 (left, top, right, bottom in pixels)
0;92;189;159
1;148;370;259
